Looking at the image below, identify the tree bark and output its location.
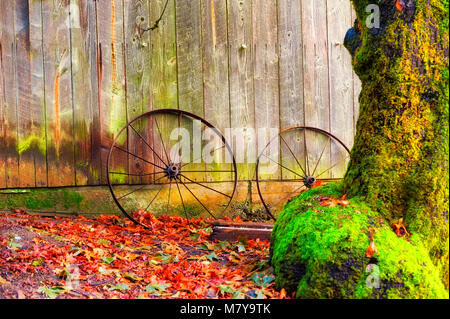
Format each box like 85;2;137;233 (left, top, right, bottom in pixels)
344;0;448;287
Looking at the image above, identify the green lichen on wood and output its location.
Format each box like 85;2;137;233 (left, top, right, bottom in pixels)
270;183;448;299
342;0;449;287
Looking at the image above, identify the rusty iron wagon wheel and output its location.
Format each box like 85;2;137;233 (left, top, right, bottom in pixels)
107;109;238;230
255;126;351;221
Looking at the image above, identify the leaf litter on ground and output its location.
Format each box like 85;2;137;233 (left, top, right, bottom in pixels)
0;211;287;299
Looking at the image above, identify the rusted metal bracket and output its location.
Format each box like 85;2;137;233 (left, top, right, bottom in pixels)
209;220;273;242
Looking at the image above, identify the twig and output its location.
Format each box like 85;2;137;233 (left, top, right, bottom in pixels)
141;0;170;32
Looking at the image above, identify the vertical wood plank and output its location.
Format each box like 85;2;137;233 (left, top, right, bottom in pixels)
175;0;204;183
302;0;330;178
28;0;48;187
327;0;353;177
175;0;203;115
0;8;6;188
253;0;280;180
0;1;20;188
201;0;230;182
42;0;75;187
70;0;101;185
278;0;305;181
124;0;152;185
96;0;128;185
227;0;255;181
150;0;177;109
201;0;229;131
149;0;177;178
14;0;35;187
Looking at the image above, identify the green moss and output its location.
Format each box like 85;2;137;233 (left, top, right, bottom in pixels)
17;127;47;155
271;183;448;299
346;0;449;287
62;190;83;209
0;189;83;211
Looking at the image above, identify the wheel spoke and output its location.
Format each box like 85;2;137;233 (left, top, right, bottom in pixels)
180;144;225;169
178;179;216;219
109;170;166;177
129;124;167;166
179;174;231;198
144;186;163;212
107;110;237;229
181;169;234;173
304;129;310;176
280;134;307;178
166;179;172;217
154;115;170;164
113;145;166;171
269;184;306;210
261;153;304;179
174;177;190;221
315;154;350;179
116;174;167;200
311;136;331;177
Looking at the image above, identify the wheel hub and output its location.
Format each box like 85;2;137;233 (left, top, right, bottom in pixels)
304;176;316;188
166;163;180;179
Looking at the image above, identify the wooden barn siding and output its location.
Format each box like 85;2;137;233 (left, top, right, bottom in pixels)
0;0;361;189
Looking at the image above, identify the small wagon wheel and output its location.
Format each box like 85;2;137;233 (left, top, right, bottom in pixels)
107;109;238;229
255;126;351;221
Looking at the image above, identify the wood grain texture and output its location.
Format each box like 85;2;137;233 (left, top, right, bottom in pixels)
42;0;75;187
201;0;229;131
70;0;101;186
227;0;255;181
150;0;177;110
148;0;178;180
14;0;35;187
0;0;361;188
124;0;152;185
96;0;128;185
175;0;203;115
28;0;47;187
327;0;353;178
201;0;230;182
0;7;5;189
0;1;20;188
175;0;204;184
253;0;280;181
278;0;305;181
302;0;330;178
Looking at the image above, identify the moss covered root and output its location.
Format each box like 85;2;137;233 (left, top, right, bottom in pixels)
270;183;448;299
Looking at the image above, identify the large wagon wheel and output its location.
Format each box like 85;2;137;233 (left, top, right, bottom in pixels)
107;109;238;229
256;126;351;221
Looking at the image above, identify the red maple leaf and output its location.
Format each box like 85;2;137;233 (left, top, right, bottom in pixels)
396;0;405;11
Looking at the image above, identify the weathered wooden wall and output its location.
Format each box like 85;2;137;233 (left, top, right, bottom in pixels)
0;0;361;189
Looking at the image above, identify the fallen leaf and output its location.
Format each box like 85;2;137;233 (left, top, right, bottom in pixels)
109;283;129;291
365;240;379;258
396;0;405;11
392;218;409;237
311;180;324;188
0;276;10;285
319;195;350;208
123;272;142;283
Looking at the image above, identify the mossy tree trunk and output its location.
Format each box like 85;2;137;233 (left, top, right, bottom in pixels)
343;0;448;286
